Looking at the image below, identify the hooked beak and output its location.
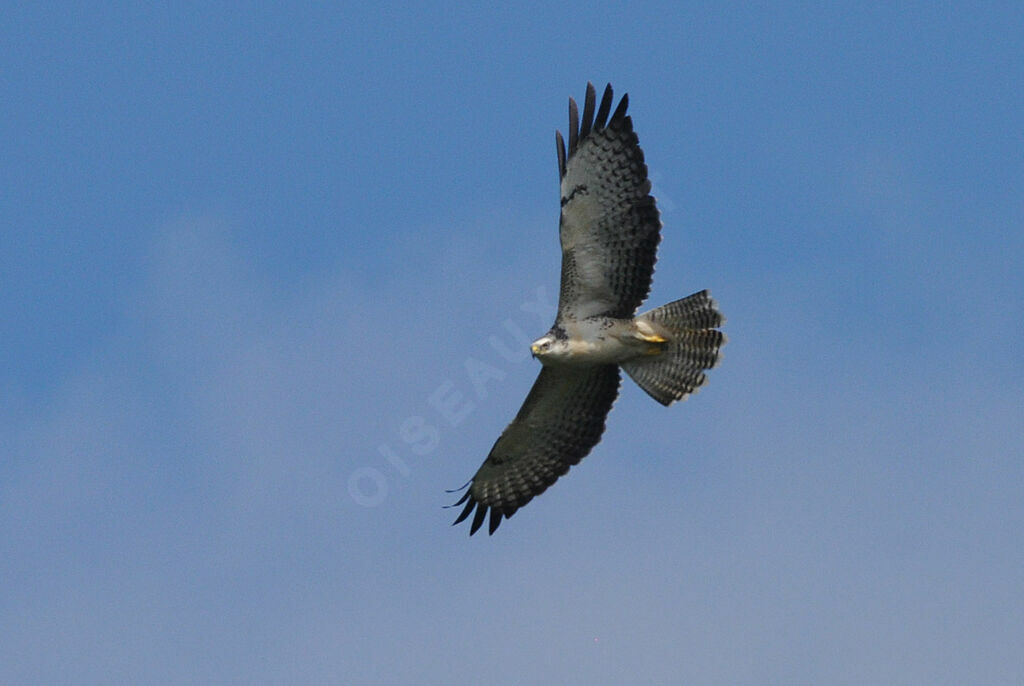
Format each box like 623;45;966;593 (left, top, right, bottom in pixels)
530;343;541;357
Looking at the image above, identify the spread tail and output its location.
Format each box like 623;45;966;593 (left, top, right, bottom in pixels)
621;290;726;406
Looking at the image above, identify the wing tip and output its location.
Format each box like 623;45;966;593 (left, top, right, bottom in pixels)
449;481;526;535
610;91;629;123
593;82;614;129
558;82;630;174
444;479;471;495
451;496;476;526
556;130;567;178
488;507;503;535
578;82;596;141
568;96;580;155
449;490;497;536
469;501;488;535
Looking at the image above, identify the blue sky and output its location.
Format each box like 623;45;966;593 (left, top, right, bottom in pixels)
3;3;1023;684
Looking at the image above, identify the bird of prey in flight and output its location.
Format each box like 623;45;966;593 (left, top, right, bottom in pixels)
450;83;726;535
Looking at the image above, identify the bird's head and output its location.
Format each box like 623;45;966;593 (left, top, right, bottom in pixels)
530;334;555;359
531;327;569;361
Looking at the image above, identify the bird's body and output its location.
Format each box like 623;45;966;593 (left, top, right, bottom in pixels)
531;316;667;366
451;83;726;535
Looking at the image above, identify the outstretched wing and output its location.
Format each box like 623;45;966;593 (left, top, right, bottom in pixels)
451;365;621;535
555;83;662;321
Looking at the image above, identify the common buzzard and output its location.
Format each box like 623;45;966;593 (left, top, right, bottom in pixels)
450;83;726;535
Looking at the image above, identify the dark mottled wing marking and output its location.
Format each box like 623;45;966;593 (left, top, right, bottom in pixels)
554;82;662;321
451;365;621;535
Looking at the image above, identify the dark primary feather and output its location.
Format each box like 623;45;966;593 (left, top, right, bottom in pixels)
555;82;662;321
593;83;613;130
568;97;579;158
451;365;621;535
555;130;566;181
578;84;595;140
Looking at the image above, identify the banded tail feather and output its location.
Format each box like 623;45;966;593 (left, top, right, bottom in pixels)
622;290;726;406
